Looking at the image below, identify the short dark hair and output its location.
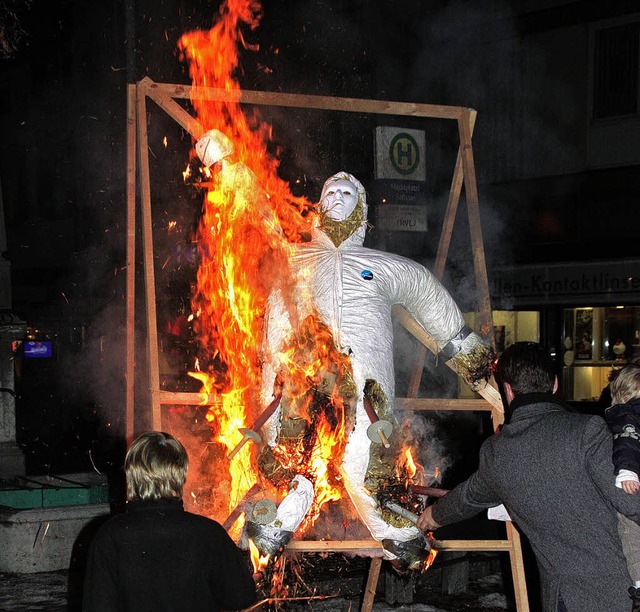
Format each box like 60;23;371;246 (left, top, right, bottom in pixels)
125;431;188;501
494;342;555;396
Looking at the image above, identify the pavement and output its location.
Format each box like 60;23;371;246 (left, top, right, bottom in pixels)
0;555;513;611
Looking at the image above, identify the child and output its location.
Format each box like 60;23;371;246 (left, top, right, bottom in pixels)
606;363;640;611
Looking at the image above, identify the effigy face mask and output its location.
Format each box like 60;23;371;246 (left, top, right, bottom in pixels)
320;179;359;221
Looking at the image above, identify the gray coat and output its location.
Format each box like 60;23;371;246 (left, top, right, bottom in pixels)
431;393;640;611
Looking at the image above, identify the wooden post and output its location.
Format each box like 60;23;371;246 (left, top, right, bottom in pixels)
135;86;162;429
506;522;529;611
361;557;382;612
434;109;478;280
458;111;493;339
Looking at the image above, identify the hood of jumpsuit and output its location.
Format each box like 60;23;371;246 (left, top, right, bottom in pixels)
259;172;466;558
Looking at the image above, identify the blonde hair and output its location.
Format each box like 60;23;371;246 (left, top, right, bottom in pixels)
610;364;640;405
125;431;188;501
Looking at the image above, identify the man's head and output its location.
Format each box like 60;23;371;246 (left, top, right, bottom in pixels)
494;342;556;406
610;364;640;405
318;172;367;246
125;431;189;501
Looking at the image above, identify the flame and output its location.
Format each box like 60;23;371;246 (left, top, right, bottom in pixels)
178;0;321;517
249;538;270;574
424;547;438;571
403;448;417;480
395;446;423;489
271;315;353;525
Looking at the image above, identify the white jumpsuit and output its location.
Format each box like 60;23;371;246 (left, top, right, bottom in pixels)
261;204;472;553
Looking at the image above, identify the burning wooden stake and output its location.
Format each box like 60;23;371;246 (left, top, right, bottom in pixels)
226;393;282;461
363;395;392;448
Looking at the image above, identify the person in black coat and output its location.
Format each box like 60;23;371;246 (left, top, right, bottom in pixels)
82;431;256;612
417;342;640;612
606;363;640;610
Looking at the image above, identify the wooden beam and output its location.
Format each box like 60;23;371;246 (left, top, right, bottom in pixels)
138;77;469;120
506;522;530;611
392;304;503;414
434;108;477;280
286;540;384;553
285;538;516;553
159;391;220;406
458;112;493;340
136;86;162;429
395;398;495;412
434;539;515;552
140;79;204;139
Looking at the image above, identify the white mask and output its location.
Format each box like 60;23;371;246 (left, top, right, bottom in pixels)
320;179;359;221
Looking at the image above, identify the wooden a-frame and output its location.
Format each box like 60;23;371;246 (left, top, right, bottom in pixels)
126;77;529;611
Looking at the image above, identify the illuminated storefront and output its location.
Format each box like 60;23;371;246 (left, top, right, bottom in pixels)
489;259;640;403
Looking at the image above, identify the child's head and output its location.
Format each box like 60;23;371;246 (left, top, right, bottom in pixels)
610;364;640;405
125;431;189;501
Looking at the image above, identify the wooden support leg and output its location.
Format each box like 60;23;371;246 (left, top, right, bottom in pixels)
506;522;530;611
361;557;382;612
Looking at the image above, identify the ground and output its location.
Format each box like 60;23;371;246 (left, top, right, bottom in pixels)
0;552;517;611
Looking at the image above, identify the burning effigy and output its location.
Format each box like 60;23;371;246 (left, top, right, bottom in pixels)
176;0;493;575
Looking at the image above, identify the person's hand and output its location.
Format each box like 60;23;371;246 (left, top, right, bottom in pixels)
416;505;441;533
622;480;640;495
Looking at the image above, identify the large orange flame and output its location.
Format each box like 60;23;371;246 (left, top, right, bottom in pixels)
179;0;349;523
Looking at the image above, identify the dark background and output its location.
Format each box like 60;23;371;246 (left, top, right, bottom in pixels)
0;0;638;482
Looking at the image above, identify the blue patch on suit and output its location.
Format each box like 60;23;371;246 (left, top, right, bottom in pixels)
361;269;374;280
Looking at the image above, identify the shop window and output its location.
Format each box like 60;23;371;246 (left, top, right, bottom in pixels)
562;306;640;402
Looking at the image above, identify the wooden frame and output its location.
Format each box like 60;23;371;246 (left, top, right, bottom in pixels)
126;77;528;611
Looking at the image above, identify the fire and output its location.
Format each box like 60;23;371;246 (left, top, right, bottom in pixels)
178;0;325;520
267;315;352;525
403;447;417;480
248;538;270;575
424;547;438;571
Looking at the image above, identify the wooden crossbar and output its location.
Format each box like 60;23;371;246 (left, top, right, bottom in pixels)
286;538;516;553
